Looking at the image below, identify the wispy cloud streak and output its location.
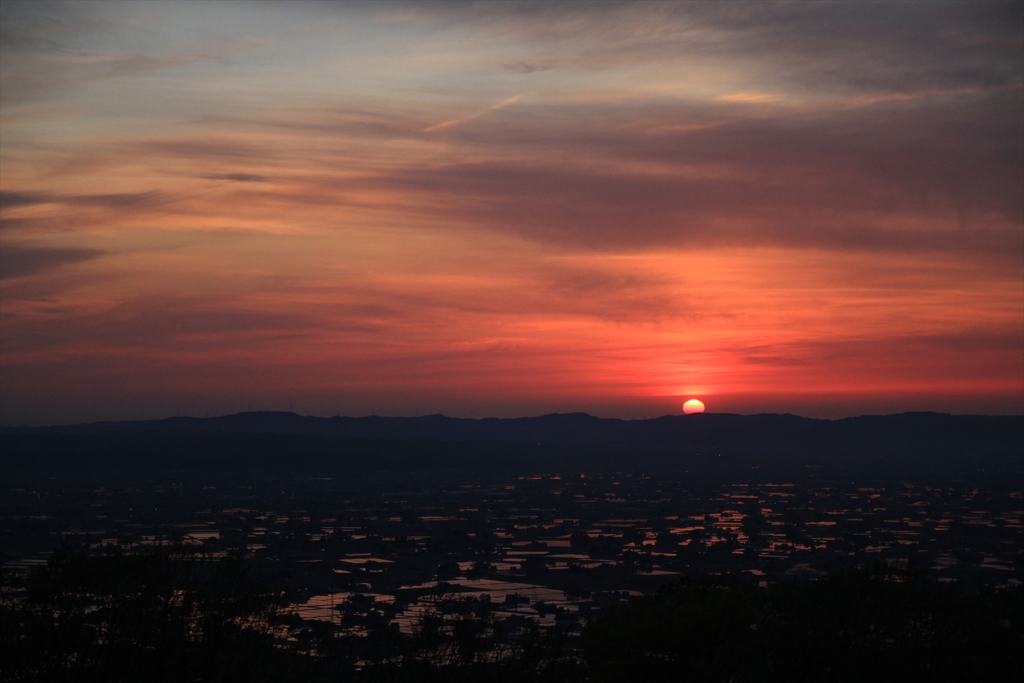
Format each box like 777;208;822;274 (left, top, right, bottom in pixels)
424;95;526;132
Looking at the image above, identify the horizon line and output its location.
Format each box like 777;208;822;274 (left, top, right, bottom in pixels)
4;408;1022;431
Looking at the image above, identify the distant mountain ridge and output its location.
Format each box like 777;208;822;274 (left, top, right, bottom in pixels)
4;411;1021;455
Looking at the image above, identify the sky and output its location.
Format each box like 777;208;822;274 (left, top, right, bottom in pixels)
1;1;1021;425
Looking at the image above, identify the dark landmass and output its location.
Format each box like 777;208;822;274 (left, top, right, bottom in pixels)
5;410;1021;455
2;411;1020;479
2;411;1022;681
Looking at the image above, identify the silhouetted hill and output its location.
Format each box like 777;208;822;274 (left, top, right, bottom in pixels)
3;411;1021;456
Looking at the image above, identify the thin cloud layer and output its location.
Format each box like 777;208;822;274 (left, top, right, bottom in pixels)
0;244;105;280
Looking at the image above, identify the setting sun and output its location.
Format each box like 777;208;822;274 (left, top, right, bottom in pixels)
683;399;706;414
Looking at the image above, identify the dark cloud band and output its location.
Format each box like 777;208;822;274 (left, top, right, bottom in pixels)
0;244;105;280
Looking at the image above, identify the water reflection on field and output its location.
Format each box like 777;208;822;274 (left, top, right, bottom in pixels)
4;459;1021;638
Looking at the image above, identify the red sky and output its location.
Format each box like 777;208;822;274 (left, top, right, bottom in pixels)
1;1;1022;425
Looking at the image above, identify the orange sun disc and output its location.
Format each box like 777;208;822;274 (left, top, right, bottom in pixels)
683;399;705;414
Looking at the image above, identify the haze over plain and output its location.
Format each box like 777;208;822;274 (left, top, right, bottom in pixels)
1;1;1021;424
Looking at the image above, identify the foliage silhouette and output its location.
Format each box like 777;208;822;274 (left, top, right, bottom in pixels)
1;541;302;683
581;564;1023;683
4;548;1020;682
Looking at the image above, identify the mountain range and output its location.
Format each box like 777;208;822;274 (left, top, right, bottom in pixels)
4;411;1020;456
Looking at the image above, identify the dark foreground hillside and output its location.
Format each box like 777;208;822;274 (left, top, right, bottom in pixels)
2;546;1020;683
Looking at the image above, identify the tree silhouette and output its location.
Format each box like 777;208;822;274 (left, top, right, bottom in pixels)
1;541;300;683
